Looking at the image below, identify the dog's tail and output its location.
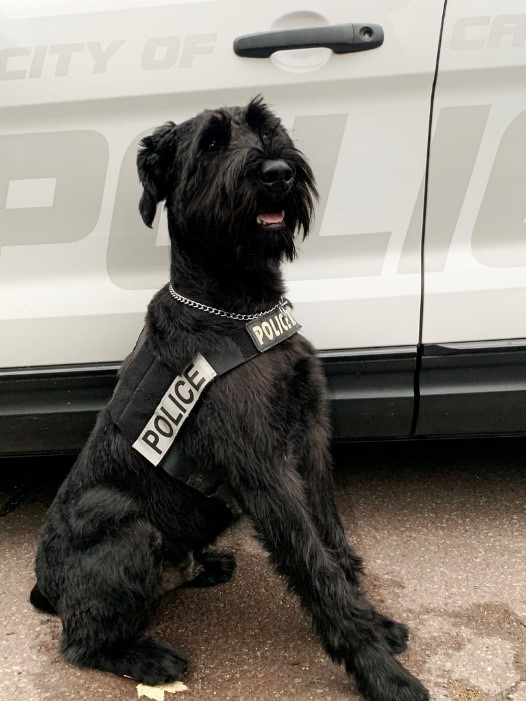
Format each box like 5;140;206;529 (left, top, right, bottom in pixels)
29;583;57;615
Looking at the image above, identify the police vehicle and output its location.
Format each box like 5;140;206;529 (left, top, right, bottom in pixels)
1;0;526;455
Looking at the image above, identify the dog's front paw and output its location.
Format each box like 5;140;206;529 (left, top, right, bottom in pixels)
185;550;236;588
351;651;429;701
374;613;409;654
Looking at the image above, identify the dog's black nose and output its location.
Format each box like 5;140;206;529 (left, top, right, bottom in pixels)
259;159;294;191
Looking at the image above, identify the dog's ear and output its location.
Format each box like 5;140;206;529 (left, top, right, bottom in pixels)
137;122;177;228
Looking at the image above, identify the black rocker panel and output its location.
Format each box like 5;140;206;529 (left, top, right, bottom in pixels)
0;347;416;455
3;341;526;456
416;340;526;436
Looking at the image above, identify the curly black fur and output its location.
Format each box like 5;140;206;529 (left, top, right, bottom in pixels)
32;98;428;701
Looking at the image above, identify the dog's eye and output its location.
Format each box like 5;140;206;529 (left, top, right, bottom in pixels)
200;113;231;154
261;119;279;145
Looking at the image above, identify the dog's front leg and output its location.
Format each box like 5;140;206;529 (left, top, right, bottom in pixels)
302;422;364;585
233;463;429;701
302;422;410;655
293;356;366;586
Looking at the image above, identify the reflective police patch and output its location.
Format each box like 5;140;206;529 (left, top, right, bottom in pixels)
246;304;301;352
132;353;216;466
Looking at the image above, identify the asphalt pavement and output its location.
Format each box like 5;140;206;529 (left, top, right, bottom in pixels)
1;438;525;701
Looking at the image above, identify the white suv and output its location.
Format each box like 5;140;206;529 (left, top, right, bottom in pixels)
1;0;525;454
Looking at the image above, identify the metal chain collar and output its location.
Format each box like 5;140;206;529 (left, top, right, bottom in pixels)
168;283;286;321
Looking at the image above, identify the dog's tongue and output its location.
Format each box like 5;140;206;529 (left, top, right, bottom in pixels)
259;211;284;224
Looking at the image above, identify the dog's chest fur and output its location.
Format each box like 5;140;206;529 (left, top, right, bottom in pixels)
206;333;319;427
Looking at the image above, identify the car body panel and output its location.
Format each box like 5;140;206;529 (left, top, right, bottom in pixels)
0;0;444;368
422;0;526;344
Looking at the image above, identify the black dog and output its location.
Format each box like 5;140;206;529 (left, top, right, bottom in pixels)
31;98;428;701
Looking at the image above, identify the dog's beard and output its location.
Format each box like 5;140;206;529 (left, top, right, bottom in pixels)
240;219;297;265
176;203;297;266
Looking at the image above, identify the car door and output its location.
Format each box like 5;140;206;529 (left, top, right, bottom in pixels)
0;0;445;451
417;0;526;436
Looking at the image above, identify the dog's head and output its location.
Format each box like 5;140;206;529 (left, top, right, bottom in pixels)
137;97;317;265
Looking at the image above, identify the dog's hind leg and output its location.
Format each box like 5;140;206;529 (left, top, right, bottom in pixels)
58;489;187;684
60;540;188;684
231;461;428;701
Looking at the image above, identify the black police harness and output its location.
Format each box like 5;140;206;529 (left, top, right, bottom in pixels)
108;296;301;508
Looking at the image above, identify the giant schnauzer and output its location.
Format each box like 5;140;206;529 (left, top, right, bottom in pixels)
31;98;428;701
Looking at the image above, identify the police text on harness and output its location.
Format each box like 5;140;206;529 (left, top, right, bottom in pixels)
132;354;216;466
